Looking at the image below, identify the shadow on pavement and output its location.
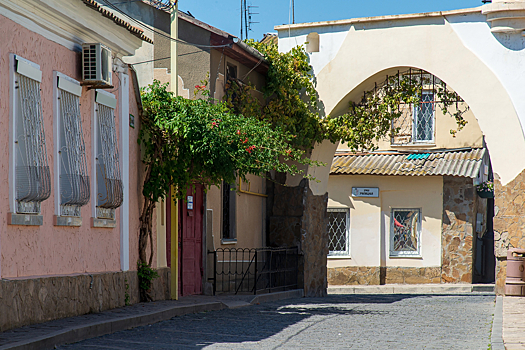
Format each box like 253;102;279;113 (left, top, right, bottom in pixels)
58;294;434;349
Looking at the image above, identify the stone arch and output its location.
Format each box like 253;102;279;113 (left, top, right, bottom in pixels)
300;17;525;195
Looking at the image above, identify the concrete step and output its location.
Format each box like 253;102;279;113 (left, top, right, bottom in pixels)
328;283;495;295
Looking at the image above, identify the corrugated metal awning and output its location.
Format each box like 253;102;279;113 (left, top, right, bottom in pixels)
330;148;486;178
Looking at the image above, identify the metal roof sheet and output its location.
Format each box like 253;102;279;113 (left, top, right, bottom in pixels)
331;148;486;178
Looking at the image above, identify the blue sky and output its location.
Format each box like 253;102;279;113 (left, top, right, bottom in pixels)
179;0;484;40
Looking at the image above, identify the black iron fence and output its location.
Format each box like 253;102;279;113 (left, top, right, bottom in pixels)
208;247;299;295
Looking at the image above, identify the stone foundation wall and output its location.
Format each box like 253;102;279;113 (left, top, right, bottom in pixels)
327;267;440;285
382;267;441;284
0;268;171;332
268;178;329;297
441;176;477;283
494;170;525;294
327;267;380;285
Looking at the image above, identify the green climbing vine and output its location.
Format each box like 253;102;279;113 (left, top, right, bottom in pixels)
137;81;319;301
225;41;469;152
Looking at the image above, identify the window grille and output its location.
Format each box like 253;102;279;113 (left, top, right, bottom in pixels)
15;73;51;214
58;88;89;217
413;91;434;142
390;208;421;257
390;70;444;146
95;103;123;212
328;208;350;256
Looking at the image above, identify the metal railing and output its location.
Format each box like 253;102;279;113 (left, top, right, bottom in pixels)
208;247;299;295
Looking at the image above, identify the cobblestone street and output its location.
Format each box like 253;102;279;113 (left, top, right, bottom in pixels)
58;294;495;350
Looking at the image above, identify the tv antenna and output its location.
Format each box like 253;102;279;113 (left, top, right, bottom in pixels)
240;0;258;40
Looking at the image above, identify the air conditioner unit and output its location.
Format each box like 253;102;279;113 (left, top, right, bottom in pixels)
82;43;112;87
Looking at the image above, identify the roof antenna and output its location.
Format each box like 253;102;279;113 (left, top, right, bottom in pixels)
292;0;295;24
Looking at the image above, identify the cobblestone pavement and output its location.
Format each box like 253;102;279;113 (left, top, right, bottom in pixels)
58;294;495;350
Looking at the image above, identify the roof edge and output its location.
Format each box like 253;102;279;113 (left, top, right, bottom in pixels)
274;7;482;31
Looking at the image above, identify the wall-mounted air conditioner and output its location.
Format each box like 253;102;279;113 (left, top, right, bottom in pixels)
82;43;112;87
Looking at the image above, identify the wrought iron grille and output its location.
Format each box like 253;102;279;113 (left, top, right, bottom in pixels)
59;89;89;216
391;209;421;256
328;208;350;256
15;74;51;213
365;68;467;146
209;247;299;295
96;103;123;209
414;91;434;142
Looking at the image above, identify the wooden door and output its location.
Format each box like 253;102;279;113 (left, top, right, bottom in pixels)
178;185;204;295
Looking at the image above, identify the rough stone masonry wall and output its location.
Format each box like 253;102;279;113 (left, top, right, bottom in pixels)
493;170;525;295
327;266;441;285
441;176;477;283
268;178;329;297
328;267;381;285
0;268;171;332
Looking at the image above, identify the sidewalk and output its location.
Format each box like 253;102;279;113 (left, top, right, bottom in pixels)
502;296;525;350
0;289;303;350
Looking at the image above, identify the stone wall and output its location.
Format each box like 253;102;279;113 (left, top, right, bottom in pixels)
327;267;441;285
382;267;441;284
268;178;329;297
0;268;171;332
328;267;380;285
494;170;525;294
441;176;477;283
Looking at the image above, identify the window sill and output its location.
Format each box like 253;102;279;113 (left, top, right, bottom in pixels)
221;239;237;245
7;213;43;226
54;215;82;227
91;218;117;228
390;143;436;148
389;255;422;259
328;255;351;259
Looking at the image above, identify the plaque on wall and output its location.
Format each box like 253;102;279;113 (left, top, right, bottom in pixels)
352;187;379;198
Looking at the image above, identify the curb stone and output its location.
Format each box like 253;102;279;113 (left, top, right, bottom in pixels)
491;296;505;350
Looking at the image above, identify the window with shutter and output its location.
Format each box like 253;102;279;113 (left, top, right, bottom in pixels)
13;56;51;215
94;90;123;220
56;73;89;218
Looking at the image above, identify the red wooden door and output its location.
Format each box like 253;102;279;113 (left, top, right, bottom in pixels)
178;185;204;295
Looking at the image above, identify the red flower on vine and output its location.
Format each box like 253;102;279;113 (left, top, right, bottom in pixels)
246;145;256;153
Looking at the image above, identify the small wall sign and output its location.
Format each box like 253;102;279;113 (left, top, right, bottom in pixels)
187;195;193;210
352;187;379;198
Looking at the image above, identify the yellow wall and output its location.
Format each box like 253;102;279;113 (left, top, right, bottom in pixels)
327;175;443;269
208;174;266;249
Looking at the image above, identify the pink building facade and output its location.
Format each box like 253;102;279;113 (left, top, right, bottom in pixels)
0;0;164;331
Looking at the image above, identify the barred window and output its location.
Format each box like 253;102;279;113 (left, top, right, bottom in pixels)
57;74;89;217
390;208;421;257
94;91;123;219
13;56;51;214
413;91;435;142
328;208;350;256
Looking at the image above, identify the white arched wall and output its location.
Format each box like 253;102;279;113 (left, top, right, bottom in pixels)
281;13;525;194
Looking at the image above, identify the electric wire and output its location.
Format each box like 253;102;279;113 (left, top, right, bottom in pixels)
98;0;235;49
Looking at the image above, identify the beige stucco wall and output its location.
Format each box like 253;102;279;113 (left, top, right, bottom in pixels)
327;175;443;269
278;12;525;194
208;174;266;249
372;104;482;151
